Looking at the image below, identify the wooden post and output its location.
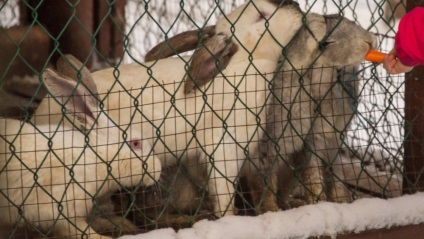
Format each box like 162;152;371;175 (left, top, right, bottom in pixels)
21;0;126;70
0;26;50;119
28;0;94;68
0;26;50;78
96;0;126;64
403;1;424;194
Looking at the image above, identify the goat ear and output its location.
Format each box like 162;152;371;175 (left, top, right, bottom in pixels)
145;25;216;62
43;68;99;130
56;54;98;96
184;33;238;94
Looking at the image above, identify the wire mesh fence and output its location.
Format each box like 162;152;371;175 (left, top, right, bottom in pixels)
0;0;415;238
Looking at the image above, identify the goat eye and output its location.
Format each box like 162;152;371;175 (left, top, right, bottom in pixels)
129;139;142;150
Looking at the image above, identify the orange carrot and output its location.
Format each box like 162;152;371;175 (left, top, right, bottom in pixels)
365;49;387;63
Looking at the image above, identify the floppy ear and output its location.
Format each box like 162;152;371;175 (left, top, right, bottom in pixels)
145;25;216;62
1;75;47;119
184;33;238;94
56;54;98;96
43;68;99;130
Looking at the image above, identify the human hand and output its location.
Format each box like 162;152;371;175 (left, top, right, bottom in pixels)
383;49;414;74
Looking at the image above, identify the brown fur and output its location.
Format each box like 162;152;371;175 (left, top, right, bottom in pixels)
144;26;238;94
56;54;98;97
255;14;376;210
145;26;216;62
184;33;238;94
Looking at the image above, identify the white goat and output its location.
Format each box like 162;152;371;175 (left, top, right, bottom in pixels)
0;69;161;239
72;0;304;217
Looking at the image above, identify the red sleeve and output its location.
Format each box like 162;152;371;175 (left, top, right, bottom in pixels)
395;7;424;67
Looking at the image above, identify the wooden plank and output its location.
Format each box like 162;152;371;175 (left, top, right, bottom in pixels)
403;0;424;194
23;0;126;70
311;223;424;239
0;26;50;77
18;0;29;24
0;26;49;119
96;0;126;64
27;0;94;68
111;0;126;59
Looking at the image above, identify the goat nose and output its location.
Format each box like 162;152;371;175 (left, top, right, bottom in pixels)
367;42;373;51
367;38;377;49
371;35;378;48
366;41;379;55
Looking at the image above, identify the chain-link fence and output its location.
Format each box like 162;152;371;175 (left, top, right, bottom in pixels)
0;0;417;238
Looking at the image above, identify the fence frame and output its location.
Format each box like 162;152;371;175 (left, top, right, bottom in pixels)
1;0;424;238
403;0;424;195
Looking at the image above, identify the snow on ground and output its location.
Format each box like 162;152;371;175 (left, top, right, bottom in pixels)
120;192;424;239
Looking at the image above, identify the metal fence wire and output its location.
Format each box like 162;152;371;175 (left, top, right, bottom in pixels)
0;0;413;238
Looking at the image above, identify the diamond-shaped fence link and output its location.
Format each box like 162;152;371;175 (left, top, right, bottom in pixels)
0;0;415;238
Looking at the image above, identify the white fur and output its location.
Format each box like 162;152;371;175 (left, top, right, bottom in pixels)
89;0;304;216
0;70;161;239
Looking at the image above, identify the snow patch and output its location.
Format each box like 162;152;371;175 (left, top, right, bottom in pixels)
120;193;424;239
